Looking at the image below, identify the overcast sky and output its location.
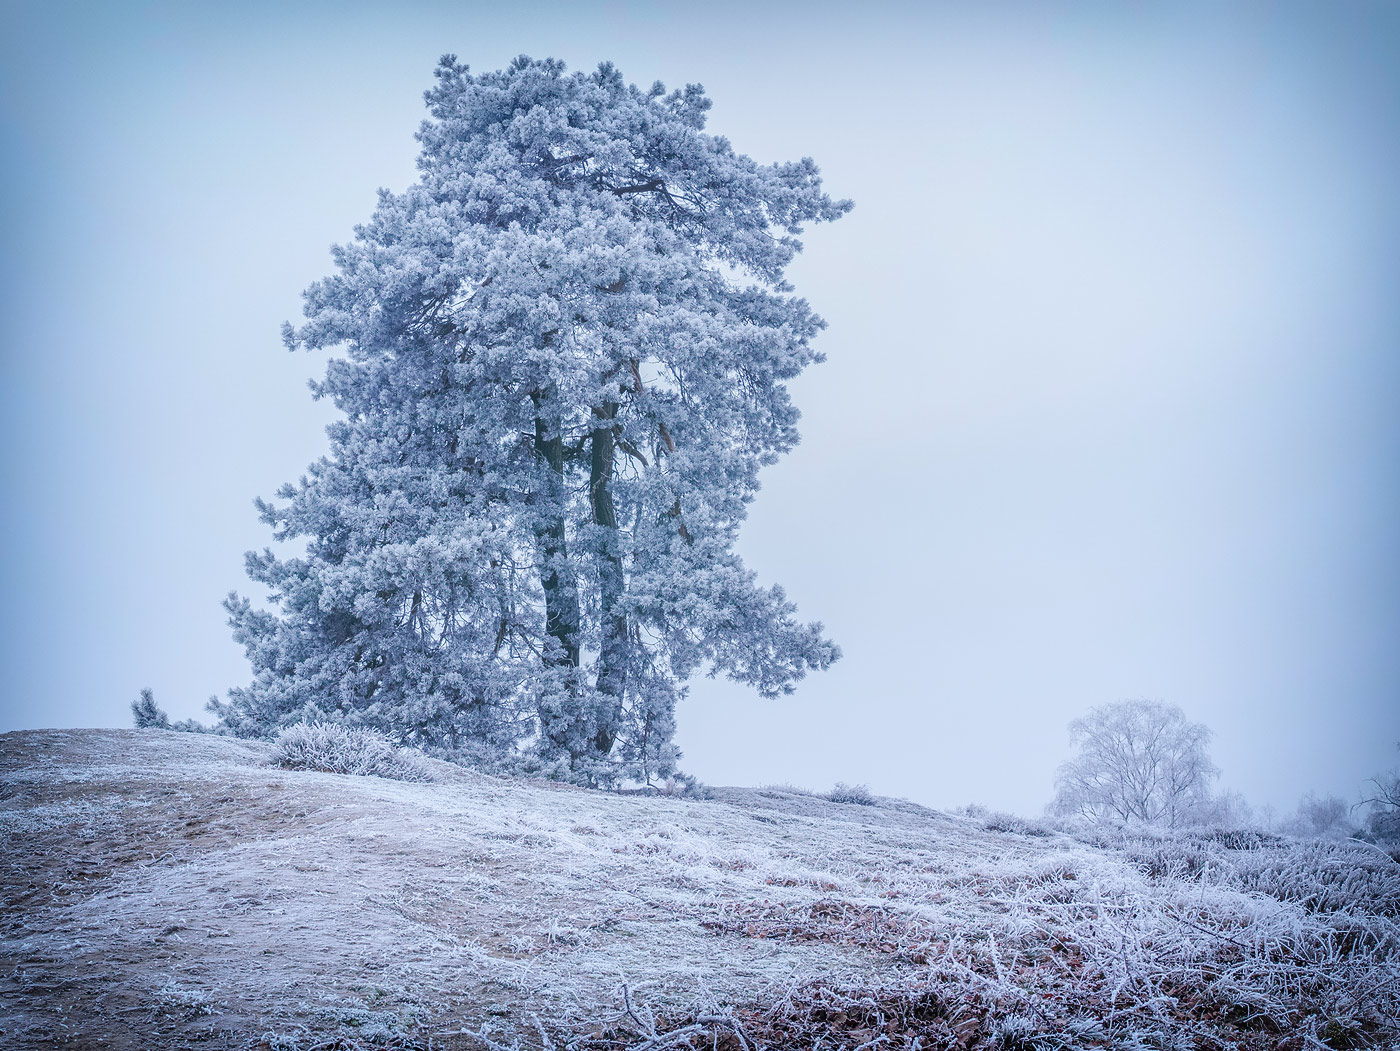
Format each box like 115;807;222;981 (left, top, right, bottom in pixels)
2;0;1397;815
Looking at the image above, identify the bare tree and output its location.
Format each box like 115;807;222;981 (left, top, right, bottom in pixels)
1294;792;1351;837
1358;743;1400;843
1050;700;1218;828
1195;789;1254;829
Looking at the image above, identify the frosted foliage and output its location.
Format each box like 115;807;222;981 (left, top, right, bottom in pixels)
131;688;210;734
131;688;167;729
272;723;436;782
827;782;875;806
217;57;850;782
1051;700;1220;828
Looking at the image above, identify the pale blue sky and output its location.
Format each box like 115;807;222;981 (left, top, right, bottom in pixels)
2;0;1397;814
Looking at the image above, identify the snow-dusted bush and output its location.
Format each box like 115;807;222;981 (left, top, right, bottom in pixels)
272;723;435;782
1195;825;1281;850
827;782;874;806
980;810;1053;837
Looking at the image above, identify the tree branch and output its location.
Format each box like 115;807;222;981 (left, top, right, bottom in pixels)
611;178;664;196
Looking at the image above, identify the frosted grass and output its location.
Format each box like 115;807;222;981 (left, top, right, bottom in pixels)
2;728;1396;1049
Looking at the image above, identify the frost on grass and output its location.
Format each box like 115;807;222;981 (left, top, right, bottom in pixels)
4;729;1399;1050
271;723;436;782
979;809;1055;837
154;980;215;1019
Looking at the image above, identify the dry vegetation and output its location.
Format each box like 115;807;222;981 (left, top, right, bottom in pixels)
2;729;1397;1050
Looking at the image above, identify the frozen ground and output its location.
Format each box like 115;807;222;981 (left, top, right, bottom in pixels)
2;729;1397;1050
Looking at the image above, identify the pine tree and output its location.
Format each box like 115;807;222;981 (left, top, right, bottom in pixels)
131;688;170;729
217;56;849;783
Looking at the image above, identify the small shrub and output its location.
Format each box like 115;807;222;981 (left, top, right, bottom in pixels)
272;723;436;782
827;782;875;806
1198;826;1280;851
981;811;1053;837
131;688;169;729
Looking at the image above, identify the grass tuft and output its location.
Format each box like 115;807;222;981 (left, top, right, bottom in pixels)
272;723;436;783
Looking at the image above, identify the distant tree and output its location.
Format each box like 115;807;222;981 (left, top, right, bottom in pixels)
1293;792;1351;837
1196;788;1254;829
1050;700;1219;828
1358;743;1400;843
214;56;848;784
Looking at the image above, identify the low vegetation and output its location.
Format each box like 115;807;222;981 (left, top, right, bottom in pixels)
826;782;876;806
3;729;1398;1049
271;722;437;783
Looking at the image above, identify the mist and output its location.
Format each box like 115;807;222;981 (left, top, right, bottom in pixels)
2;0;1397;816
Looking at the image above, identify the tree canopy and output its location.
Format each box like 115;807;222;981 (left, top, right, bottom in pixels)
215;56;850;784
1050;700;1219;827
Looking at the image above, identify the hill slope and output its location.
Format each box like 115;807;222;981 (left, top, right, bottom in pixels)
2;729;1397;1049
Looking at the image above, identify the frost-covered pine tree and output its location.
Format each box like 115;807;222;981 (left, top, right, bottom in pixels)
131;688;169;729
216;56;848;784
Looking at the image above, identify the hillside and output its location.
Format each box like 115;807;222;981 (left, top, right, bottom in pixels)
2;729;1397;1050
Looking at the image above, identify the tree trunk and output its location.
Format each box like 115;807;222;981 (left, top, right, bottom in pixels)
589;401;627;755
531;390;581;756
